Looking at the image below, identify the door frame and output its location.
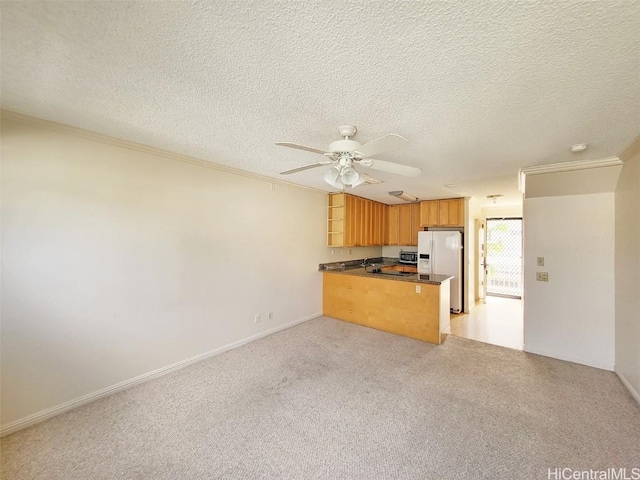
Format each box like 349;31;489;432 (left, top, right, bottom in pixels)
475;218;486;304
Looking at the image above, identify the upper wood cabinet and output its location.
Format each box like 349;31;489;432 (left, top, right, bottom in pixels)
372;201;386;246
420;198;464;227
420;200;439;227
388;203;421;246
327;193;388;247
410;203;420;245
398;204;412;246
387;205;400;246
329;194;438;247
439;198;463;227
327;193;346;247
355;196;365;246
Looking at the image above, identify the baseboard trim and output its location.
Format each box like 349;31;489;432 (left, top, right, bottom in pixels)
615;369;640;405
1;313;321;437
523;346;615;371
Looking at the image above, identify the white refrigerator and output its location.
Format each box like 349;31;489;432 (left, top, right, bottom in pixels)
418;231;463;313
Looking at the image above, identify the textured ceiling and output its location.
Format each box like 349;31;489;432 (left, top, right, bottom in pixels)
2;1;639;206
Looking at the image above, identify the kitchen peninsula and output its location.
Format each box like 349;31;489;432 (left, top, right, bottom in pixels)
320;259;452;344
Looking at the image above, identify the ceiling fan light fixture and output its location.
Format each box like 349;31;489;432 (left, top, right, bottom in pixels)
277;125;412;189
323;166;344;189
389;190;418;202
341;165;360;185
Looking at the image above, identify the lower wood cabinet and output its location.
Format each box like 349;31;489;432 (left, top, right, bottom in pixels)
384;265;418;273
323;272;449;344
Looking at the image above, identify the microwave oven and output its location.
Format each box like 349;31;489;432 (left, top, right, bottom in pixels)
398;251;418;265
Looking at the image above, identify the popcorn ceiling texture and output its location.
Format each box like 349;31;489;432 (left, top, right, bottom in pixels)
1;1;639;204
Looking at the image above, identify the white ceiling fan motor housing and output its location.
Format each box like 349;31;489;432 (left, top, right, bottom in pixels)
328;139;361;153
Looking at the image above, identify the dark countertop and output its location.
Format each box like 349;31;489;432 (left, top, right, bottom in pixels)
322;265;452;286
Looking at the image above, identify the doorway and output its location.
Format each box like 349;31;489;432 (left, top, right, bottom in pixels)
450;216;524;350
485;218;523;299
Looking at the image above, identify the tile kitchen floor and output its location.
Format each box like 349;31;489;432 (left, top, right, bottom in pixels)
449;296;523;350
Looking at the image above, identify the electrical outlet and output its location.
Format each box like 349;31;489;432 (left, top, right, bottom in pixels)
268;312;273;320
415;285;421;293
536;272;549;282
537;257;545;267
254;313;261;323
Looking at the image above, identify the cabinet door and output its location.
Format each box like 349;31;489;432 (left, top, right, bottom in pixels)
439;198;464;227
438;199;450;226
356;198;363;246
410;203;421;246
387;205;399;245
420;200;439;227
378;202;385;246
365;200;373;246
344;194;357;246
398;204;412;246
372;202;381;246
450;198;464;226
382;204;389;245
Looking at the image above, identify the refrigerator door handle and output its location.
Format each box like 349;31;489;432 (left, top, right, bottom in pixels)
431;241;434;274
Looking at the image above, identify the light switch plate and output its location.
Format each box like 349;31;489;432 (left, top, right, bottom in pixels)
537;257;545;266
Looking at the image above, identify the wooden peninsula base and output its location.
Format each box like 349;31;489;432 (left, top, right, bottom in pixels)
323;270;451;344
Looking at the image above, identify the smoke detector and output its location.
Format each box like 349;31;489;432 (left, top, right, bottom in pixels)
486;194;503;204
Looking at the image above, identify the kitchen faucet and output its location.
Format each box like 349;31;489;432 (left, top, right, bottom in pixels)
323;263;346;271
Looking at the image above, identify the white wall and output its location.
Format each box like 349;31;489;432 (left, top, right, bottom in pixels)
615;141;640;402
381;245;416;257
463;197;480;312
523;193;615;370
0;114;379;432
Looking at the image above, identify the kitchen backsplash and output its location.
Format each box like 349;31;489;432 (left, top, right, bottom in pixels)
382;246;418;258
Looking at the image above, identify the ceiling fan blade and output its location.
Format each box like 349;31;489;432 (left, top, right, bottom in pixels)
275;142;328;156
359;158;422;177
280;161;332;175
353;134;407;158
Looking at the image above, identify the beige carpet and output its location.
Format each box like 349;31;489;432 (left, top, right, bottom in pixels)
2;317;639;479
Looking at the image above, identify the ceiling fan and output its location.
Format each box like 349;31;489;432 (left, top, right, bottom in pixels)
276;125;422;189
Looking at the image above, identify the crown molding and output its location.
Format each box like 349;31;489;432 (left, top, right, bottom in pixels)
0;110;326;195
519;157;622;177
518;157;623;194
